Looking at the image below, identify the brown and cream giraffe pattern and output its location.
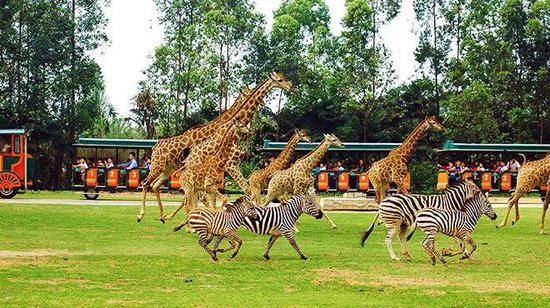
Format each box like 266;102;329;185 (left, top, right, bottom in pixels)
249;129;312;204
496;153;550;234
262;133;344;228
168;119;251;220
138;71;294;222
366;116;445;204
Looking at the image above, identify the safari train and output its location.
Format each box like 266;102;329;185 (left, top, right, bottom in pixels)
71;136;549;200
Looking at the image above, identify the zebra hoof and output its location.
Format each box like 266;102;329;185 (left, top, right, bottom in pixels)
300;255;308;260
137;216;142;223
263;255;270;261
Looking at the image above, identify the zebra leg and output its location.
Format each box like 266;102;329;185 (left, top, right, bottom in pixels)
263;234;281;260
540;189;549;235
398;224;411;261
385;225;400;261
198;231;218;261
460;234;477;259
225;231;243;259
442;237;464;257
421;235;436;265
282;230;308;260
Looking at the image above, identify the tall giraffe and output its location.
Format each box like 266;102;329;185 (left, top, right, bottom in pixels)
367;116;445;204
496;153;550;234
249;129;312;204
176;119;250;217
262;133;344;228
138;71;293;222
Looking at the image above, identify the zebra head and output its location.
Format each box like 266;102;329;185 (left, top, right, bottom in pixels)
463;179;483;204
479;193;497;220
300;194;323;219
233;195;259;219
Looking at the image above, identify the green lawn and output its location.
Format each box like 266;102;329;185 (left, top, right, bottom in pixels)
0;202;549;306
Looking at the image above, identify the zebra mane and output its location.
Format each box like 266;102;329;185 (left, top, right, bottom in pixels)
441;181;468;194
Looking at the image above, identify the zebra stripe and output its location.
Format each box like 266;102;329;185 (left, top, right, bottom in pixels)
361;180;484;261
241;194;323;260
416;194;497;265
173;196;257;261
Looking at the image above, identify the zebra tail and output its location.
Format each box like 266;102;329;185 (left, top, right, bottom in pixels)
406;222;417;241
360;212;379;247
173;218;189;232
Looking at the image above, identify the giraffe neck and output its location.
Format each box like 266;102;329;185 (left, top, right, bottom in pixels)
392;120;429;161
270;133;301;170
211;126;240;170
297;139;331;171
234;78;273;124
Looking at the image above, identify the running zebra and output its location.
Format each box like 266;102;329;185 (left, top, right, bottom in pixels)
417;193;497;265
173;196;258;261
360;180;485;261
241;194;323;260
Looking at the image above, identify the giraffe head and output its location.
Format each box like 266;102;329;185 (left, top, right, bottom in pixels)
231;118;251;138
296;129;312;143
324;133;344;148
269;70;294;91
425;115;445;131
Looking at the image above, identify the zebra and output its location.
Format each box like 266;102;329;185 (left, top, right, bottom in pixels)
173;196;259;261
417;193;497;265
240;194;323;260
360;180;485;261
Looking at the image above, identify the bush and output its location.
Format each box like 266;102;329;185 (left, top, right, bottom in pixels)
410;161;437;194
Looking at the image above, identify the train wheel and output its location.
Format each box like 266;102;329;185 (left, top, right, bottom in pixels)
84;188;99;200
0;172;20;199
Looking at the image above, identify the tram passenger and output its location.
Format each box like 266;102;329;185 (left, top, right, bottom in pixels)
142;155;151;169
72;157;88;184
106;157;114;169
1;143;10;153
117;152;138;184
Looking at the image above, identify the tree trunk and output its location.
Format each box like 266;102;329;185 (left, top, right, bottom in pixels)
433;0;439;115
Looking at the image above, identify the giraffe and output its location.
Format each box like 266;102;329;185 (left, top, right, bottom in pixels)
496;153;550;234
262;133;344;228
249;129;312;204
366;116;445;205
138;71;294;222
175;119;251;218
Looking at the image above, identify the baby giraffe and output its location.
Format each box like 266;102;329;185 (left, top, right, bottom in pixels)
416;194;497;265
174;196;258;261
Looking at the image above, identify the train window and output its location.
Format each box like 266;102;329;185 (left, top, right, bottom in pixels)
14;136;20;154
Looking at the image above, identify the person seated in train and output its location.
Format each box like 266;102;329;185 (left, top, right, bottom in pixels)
117;152;138;170
142;155;151;169
72;157;88;184
95;159;105;168
352;159;367;174
106;157;114;169
1;143;10;153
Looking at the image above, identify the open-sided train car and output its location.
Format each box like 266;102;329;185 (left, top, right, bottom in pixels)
0;129;36;198
262;139;549;197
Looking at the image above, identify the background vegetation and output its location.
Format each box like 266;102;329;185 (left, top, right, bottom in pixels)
0;0;548;189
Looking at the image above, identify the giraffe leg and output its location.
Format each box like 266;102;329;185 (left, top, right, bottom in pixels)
540;189;549;235
263;233;281;260
250;179;263;204
385;224;400;261
137;169;164;222
398;223;411;261
226;164;251;195
512;198;521;225
151;170;171;222
497;193;522;228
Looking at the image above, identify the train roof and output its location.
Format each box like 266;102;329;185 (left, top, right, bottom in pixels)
438;140;550;153
0;128;25;135
74;137;157;149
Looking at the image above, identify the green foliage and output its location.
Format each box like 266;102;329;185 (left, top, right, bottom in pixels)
409;161;438;193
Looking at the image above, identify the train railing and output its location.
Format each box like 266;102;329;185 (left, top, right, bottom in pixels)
73;168;547;198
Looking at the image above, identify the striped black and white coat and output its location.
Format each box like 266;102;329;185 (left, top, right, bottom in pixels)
360;180;484;261
173;196;258;261
416;194;497;265
241;194;323;260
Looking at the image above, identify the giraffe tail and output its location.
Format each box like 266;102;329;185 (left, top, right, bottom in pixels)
519;153;526;165
360;212;379;247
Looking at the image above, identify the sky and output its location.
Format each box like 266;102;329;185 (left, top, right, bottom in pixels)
92;0;420;117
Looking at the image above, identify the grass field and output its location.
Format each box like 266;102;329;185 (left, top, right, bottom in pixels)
0;202;549;307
